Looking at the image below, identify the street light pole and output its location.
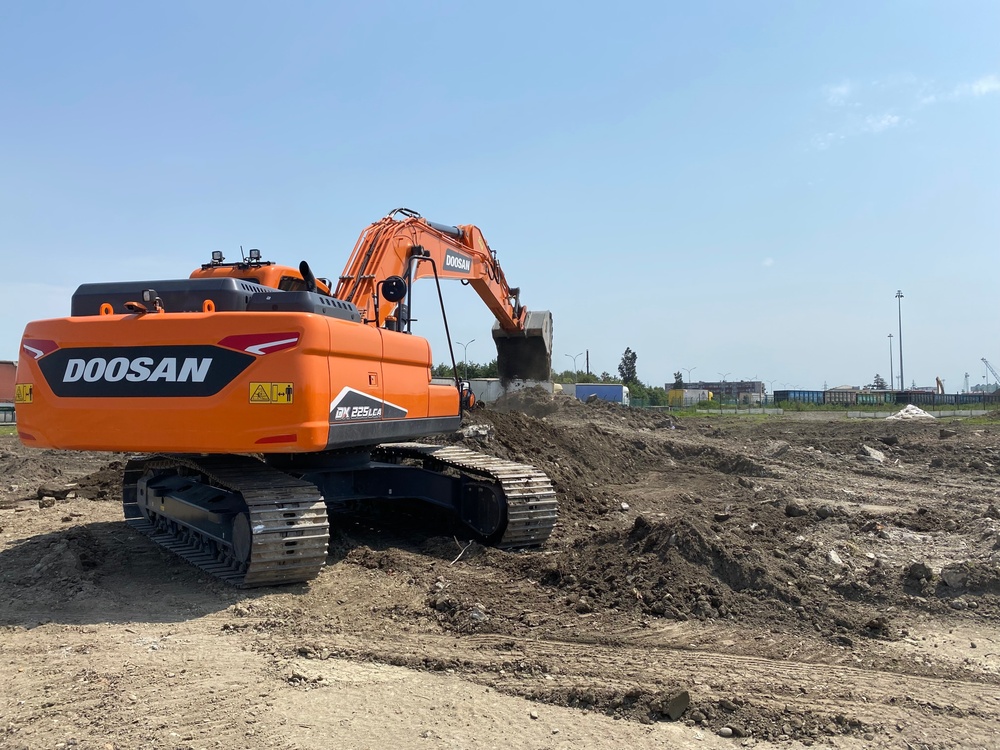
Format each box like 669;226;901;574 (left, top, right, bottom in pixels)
895;290;904;390
683;366;696;386
454;339;475;380
718;372;731;403
888;333;894;391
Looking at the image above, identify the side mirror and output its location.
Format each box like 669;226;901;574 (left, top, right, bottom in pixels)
380;276;407;303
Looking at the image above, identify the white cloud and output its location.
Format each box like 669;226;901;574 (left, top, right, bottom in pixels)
863;113;901;133
810;72;996;151
825;81;853;106
968;74;1000;97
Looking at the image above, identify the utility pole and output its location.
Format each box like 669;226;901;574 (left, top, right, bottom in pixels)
895;290;904;391
888;334;894;390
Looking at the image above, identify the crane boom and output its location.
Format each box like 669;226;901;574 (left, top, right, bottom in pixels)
982;358;1000;387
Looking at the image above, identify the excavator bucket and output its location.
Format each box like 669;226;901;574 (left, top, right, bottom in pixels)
493;310;553;383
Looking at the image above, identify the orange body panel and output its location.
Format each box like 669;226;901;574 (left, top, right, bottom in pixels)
15;310;458;453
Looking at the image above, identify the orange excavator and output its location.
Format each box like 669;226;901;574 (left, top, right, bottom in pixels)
14;208;557;586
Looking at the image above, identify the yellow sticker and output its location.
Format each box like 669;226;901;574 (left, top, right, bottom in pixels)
249;382;293;404
14;384;33;403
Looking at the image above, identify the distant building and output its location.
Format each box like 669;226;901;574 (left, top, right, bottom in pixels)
690;380;764;404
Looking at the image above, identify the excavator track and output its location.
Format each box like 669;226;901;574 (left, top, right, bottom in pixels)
123;454;329;588
373;443;558;547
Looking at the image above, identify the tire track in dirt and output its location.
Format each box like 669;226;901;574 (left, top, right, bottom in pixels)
276;627;1000;745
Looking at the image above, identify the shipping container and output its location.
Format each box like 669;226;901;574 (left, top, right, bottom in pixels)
439;378;555;405
0;360;15;403
668;388;710;407
856;391;892;405
824;390;858;405
575;383;630;406
774;389;823;405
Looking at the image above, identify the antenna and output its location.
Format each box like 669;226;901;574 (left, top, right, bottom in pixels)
240;245;247;262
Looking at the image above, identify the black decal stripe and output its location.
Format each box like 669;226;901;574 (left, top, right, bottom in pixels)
326;416;461;449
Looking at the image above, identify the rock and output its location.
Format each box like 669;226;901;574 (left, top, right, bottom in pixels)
943;519;958;531
620;502;630;511
816;504;834;520
36;482;75;500
575;597;594;614
461;424;492;439
877;435;899;446
713;512;732;522
857;445;886;463
906;561;933;581
38;496;57;509
939;428;958;439
864;616;892;637
785;501;809;518
827;550;844;566
469;604;488;622
653;690;690;720
718;727;734;738
950;598;968;610
529;710;539;720
765;440;791;457
690;710;706;723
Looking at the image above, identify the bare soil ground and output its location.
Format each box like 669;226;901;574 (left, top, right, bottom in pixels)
2;396;999;750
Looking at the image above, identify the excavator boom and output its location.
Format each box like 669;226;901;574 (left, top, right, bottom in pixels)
336;209;552;381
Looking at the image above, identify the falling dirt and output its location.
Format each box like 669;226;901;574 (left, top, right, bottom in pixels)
1;396;999;749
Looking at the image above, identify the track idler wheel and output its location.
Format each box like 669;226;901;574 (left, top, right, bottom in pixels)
232;512;253;565
460;482;507;545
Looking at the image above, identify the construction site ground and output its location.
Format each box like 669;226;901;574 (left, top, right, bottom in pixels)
1;394;999;750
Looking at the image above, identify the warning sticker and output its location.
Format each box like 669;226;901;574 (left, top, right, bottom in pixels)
14;384;33;403
249;382;293;404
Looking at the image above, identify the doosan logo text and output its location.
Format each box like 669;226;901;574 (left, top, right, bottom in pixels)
444;251;472;272
62;357;213;383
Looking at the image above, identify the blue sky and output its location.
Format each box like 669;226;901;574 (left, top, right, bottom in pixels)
2;2;998;392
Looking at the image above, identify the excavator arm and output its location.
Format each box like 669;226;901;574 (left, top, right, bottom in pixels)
335;208;552;381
